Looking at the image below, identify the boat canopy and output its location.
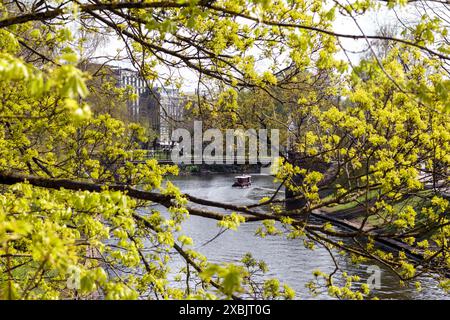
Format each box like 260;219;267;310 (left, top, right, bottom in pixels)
235;175;251;179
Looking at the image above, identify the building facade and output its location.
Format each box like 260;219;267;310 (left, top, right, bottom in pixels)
113;67;148;119
157;87;185;145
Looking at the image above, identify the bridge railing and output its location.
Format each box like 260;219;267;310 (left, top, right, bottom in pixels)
132;150;275;164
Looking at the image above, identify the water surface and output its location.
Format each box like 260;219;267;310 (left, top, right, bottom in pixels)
160;173;447;299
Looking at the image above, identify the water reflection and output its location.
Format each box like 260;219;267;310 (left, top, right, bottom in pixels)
160;173;447;299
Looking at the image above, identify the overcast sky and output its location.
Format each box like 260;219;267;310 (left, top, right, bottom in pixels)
92;3;416;93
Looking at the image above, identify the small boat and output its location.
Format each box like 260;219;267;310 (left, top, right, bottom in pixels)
232;175;252;188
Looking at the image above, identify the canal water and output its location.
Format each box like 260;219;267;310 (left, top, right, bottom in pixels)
160;173;448;299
